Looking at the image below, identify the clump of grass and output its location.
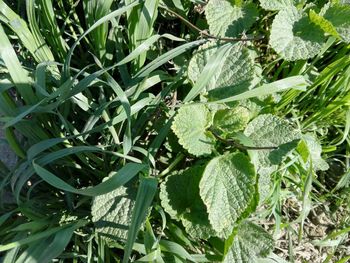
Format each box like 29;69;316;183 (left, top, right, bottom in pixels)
0;0;350;262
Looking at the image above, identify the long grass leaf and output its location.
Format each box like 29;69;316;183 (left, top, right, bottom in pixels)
133;39;206;81
0;220;86;252
127;0;159;69
32;162;146;196
64;0;142;78
205;76;308;105
184;43;232;102
123;177;158;263
14;223;78;263
0;25;35;104
0;0;54;62
117;34;184;66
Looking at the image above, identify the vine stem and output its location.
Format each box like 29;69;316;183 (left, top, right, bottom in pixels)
160;5;264;42
209;129;278;150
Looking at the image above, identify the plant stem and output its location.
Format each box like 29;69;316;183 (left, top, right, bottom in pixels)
209;129;278;150
160;6;264;43
158;153;185;178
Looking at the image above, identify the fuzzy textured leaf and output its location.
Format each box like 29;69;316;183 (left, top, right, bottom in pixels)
270;6;326;61
92;184;136;243
213;106;251;135
205;0;258;37
160;166;216;239
259;0;295;11
188;42;257;98
224;221;274;263
199;153;256;238
321;3;350;43
172;104;214;156
302;134;329;171
244;114;301;169
244;114;300;202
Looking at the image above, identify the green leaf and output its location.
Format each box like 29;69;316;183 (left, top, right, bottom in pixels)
33;162;146;196
213;106;251;135
13;223;78;263
185;42;233;102
309;10;340;38
92;183;137;242
188;42;257;98
301;134;329;171
0;25;35;105
205;0;258;37
0;0;54;63
270;6;326;61
126;0;160;69
244;114;301;169
199;153;256;238
244;114;300;202
0;221;87;252
123;177;158;263
160;166;216;239
259;0;295;11
171;104;215;156
64;0;142;78
320;3;350;43
223;221;274;263
205;75;308;104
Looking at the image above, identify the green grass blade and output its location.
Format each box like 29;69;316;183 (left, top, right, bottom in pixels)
117;34;184;66
33;161;146;196
184;43;232;102
37;0;68;60
83;0;114;60
206;76;308;105
133;39;206;81
104;73;132;155
4;100;45;129
64;0;142;78
0;25;36;104
123;177;158;263
14;223;78;262
127;0;160;70
0;220;87;253
159;240;196;262
26;0;56;63
0;0;54;62
4;127;26;159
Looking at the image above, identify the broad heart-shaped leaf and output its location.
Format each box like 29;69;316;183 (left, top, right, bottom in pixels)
223;221;274;263
244;114;301;203
92;184;137;243
270;6;326;61
171;104;215;156
320;3;350;43
188;42;257;99
259;0;295;11
160;166;216;239
205;0;258;37
244;114;301;169
213;106;251;135
199;152;256;238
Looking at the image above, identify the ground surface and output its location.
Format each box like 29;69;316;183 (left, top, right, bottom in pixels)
0;127;16;169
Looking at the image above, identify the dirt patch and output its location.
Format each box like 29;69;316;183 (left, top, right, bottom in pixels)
0;128;17;169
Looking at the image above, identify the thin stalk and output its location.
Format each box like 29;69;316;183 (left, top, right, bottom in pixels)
160;6;264;43
209;129;278;150
158;153;185;178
